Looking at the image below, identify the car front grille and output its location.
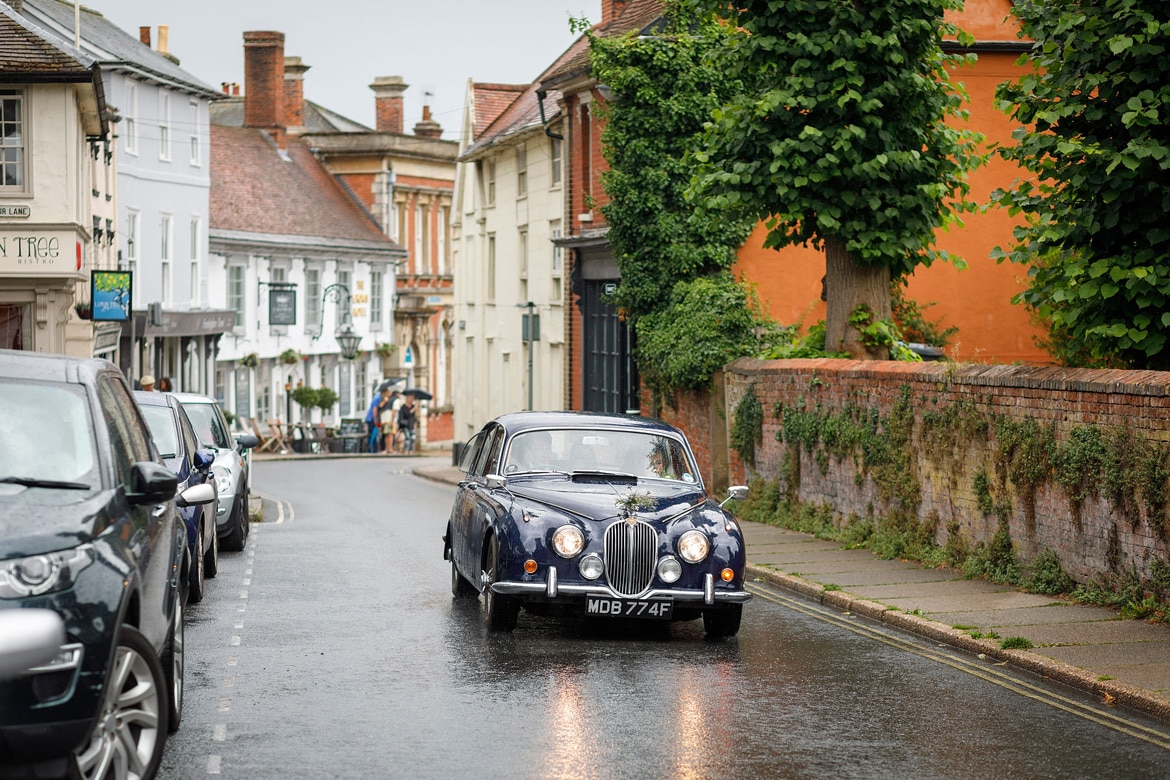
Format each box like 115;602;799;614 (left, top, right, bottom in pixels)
604;519;657;597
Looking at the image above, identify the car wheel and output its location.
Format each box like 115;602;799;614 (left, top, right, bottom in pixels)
73;626;167;779
451;557;476;598
221;494;247;552
162;592;185;733
483;536;519;632
204;516;219;579
702;604;743;638
187;524;206;604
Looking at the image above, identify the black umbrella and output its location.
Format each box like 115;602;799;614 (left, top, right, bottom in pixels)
377;378;406;393
403;388;433;400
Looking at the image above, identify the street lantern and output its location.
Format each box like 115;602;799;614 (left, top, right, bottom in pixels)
335;323;362;360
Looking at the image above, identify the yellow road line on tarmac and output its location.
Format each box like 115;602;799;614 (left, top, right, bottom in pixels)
250;493;292;524
747;582;1170;751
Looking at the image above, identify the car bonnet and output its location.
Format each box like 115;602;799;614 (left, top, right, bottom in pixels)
0;487;115;557
506;478;708;524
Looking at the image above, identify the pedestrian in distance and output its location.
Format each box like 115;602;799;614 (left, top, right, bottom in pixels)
379;390;401;454
140;374;156;392
397;394;417;454
158;376;173;392
364;388;383;453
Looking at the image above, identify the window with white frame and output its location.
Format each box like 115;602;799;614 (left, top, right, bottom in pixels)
124;82;138;155
125;210;140;274
550;220;563;302
517;145;527;197
189;98;201;166
486;159;496;206
550;136;562;187
370;270;383;326
0;90;26;192
158;92;171;161
306;268;321;328
487;234;496;302
519;228;528;302
160;214;173;303
228;265;245;327
189;217;201;305
414;204;424;274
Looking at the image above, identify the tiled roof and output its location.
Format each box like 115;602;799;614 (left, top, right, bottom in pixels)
209;97;372;134
471;83;527;139
0;4;93;77
22;0;220;97
210;124;400;252
542;0;665;88
461;35;590;159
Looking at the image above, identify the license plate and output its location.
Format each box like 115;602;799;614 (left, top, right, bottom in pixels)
585;596;673;620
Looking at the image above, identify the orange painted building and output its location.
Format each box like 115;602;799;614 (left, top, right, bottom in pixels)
734;0;1049;364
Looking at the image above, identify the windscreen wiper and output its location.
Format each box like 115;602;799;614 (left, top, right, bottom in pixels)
0;476;91;490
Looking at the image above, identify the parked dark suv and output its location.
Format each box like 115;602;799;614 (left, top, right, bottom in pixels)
0;351;213;779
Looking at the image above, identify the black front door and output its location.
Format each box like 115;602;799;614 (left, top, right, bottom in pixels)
581;279;639;414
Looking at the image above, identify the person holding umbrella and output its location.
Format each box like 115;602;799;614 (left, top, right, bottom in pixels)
397;393;418;453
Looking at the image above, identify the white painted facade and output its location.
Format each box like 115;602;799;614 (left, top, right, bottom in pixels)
452;87;567;443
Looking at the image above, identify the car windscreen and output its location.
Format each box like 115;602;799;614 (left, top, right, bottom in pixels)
503;429;696;482
0;379;98;485
181;402;231;449
139;405;180;459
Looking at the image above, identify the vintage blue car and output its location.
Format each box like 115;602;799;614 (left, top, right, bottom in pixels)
444;412;751;636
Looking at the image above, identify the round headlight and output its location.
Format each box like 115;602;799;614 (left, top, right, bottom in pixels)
579;554;604;580
552;525;585;558
657;556;682;583
677;530;711;564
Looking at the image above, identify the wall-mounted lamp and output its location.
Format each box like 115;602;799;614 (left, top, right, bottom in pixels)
315;283;362;359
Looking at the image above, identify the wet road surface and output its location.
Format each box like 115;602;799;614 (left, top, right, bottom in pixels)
160;458;1170;778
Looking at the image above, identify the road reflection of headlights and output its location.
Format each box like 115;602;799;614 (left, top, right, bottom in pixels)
677;530;710;564
579;554;604;580
552;525;585;558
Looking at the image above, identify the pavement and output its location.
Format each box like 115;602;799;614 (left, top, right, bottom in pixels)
253;449;1170;723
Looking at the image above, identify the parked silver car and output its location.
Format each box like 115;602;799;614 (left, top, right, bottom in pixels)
171;393;258;551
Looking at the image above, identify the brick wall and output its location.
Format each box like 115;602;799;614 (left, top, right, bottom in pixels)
713;358;1170;583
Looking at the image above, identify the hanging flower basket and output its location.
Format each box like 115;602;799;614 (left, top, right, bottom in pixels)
279;348;301;366
240;352;260;368
375;342;396;359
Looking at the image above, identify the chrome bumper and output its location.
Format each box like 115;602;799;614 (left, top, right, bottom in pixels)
492;571;752;606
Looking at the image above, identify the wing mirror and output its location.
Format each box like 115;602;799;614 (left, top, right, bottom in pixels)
719;485;749;508
177;483;216;508
485;474;507;490
0;610;65;680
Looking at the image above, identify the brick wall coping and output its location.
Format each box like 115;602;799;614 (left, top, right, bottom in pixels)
727;357;1170;397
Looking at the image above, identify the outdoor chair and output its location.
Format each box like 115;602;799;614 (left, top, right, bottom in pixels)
250;417;278;453
265;418;292;453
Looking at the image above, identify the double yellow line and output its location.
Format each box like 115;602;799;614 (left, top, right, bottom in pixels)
747;582;1170;751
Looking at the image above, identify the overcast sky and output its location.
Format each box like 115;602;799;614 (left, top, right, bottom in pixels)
96;1;588;142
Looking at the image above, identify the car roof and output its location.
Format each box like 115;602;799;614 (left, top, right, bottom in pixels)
491;411;682;436
0;349;119;384
169;392;218;404
134;390;182;409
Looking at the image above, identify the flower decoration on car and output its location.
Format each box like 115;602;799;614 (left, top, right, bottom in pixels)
615;490;654;520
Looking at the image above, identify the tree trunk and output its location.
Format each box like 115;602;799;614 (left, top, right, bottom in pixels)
823;237;892;360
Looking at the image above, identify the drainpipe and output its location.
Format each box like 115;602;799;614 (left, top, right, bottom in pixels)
535;90;563;140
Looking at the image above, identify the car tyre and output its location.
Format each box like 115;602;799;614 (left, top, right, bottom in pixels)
483;536;519;632
451;557;476;598
187;524;206;604
221;494;248;552
162;592;185;733
204;517;219;579
702;604;743;638
73;626;168;779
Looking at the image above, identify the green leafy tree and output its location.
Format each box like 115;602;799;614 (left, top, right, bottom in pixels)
686;0;983;359
991;0;1170;368
588;2;767;398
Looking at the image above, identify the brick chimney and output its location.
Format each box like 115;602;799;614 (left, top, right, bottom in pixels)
370;76;407;134
243;31;286;147
283;56;310;134
600;0;628;26
139;26;151;47
413;105;443;139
